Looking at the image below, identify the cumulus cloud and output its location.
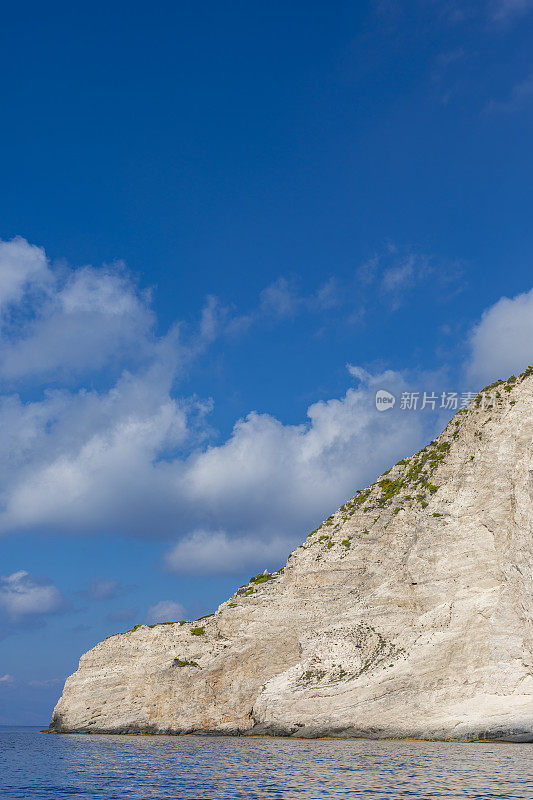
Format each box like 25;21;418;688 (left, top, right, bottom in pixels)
0;237;223;385
0;363;430;550
0;262;155;382
158;369;437;574
0;571;65;635
0;236;469;576
146;600;186;623
164;530;295;575
0;237;438;577
0;673;15;684
466;286;533;385
0;362;194;536
0;237;51;312
0;238;433;554
182;374;422;528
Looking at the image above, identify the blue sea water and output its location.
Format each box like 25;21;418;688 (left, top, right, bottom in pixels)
1;727;533;799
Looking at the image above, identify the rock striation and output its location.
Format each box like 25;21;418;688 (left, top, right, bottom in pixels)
48;370;533;741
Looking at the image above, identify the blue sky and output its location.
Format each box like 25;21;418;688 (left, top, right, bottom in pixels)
2;0;533;724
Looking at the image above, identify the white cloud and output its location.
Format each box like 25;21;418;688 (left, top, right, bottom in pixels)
380;253;432;309
146;600;186;624
226;278;300;335
258;278;297;317
381;256;416;293
0;236;466;578
226;276;341;336
312;277;340;311
0;357;432;573
0;237;51;312
0;355;196;536
159;368;435;574
0;264;155;382
164;530;295;575
180;370;427;535
0;237;224;385
0;235;529;584
0;571;64;622
0;240;435;555
354;246;458;314
466;287;533;385
0;674;15;684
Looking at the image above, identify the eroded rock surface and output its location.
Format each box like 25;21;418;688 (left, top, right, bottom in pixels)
49;370;533;740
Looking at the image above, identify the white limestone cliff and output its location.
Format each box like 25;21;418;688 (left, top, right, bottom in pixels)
48;369;533;741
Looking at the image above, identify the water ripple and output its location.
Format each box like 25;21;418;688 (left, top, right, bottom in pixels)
1;727;532;799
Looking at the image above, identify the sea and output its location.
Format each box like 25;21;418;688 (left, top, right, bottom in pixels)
1;726;532;799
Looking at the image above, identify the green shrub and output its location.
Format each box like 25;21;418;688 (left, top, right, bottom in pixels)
353;489;371;506
249;572;274;584
378;478;403;500
190;627;205;636
481;378;504;393
173;658;198;667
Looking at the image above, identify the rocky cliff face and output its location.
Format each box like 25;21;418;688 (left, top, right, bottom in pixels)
49;369;533;741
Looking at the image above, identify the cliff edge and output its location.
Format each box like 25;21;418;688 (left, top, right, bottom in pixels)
48;369;533;741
